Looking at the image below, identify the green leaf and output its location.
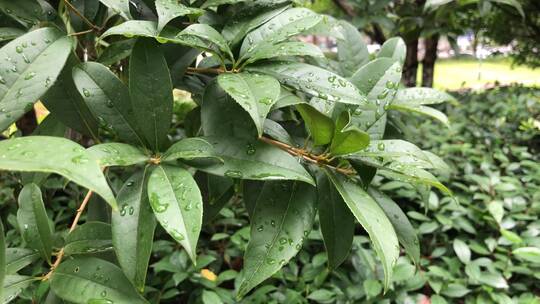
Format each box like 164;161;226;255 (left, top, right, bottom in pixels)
337;20;369;77
155;0;203;33
378;37;406;65
394;88;456;105
72;62;146;147
201;0;248;8
87;143;149;167
162;137;221;164
330;111;369;156
147;165;202;263
247;62;366;105
512;247;540;264
263;119;294;146
99;0;132;19
240;8;322;57
387;103;449;127
325;170;398;290
42;55;99;138
0;0;44;27
377;163;452;195
317;173;354;269
68;0;100;32
64;222;112;255
5;248;39;274
198;136;315;185
176;24;233;61
0;136;117;209
271;87;304;110
98;39;136;65
453;239;471;264
441;283;470;298
2;275;36;303
490;0;524;17
51;257;148;304
100;21;158;40
295;104;334;146
0;218;4;303
202;290;223;304
368;188;420;265
129;38;173;151
0;28;25;42
349;58;402;140
363;279;383;299
112;169;156;291
217;72;280;136
17;183;52;263
195;172;234;223
0;27;72;132
242;41;324;66
237;181;317;298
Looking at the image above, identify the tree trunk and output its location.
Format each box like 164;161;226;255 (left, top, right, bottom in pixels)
15;109;38;136
403;38;419;87
422;34;439;88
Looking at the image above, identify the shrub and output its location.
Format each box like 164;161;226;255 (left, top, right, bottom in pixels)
0;1;453;303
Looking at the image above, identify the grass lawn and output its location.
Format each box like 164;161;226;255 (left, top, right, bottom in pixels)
419;57;540;90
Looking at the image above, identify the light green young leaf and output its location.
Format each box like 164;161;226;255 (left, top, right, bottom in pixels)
197;136;315;185
378;37;406;65
295;103;334;146
387;103;449;127
112;169;156;291
513;247;540;264
0;136;117;209
99;0;132;19
147;165;202;263
330;111;370;156
87;143;149;167
317;174;354;269
217;73;280;136
64;222;112;255
237;181;317;298
247;62;367;105
17;184;52;263
240;8;322;57
394;88;456;106
0;27;72;131
129;38;173;152
325;170;399;291
51;257;148;304
72;62;146;147
155;0;203;33
369;188;420;265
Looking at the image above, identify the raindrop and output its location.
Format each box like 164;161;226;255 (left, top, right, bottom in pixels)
246;143;256;155
15;46;23;53
225;170;243;178
71;155;89;164
257;225;264;232
82;88;91;97
24;72;36;80
377;142;385;151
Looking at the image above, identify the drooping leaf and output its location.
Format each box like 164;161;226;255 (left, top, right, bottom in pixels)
0;136;117;209
129;38;173;152
16;183;52;263
112;169;156;291
325;170;399;290
5;248;39;274
155;0;203;33
87;143;149;167
198;136;315;185
51;257;148;304
217;72;280;136
242;41;324;66
100;20;158;40
147;165;202;263
378;37;406;65
240;8;322;57
72;62;146;147
42;55;99;138
337;20;369;77
0;27;72;132
175;24;233;61
317;173;354;269
162;137;221;164
387;103;449;127
64;222;112;255
368;188;420;265
247;62;366;105
329;111;369;156
237;181;317;298
377;163;452;195
295;103;334;146
2;275;36;304
394;88;456;106
99;0;132;19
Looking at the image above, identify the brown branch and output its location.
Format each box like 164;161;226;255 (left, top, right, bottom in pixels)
42;190;94;281
186;67;226;75
68;29;94;37
63;0;101;32
259;136;356;176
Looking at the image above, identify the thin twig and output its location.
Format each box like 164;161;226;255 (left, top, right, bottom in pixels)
68;29;94;37
259;136;356;176
63;0;101;32
186;67;225;74
42;190;94;281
